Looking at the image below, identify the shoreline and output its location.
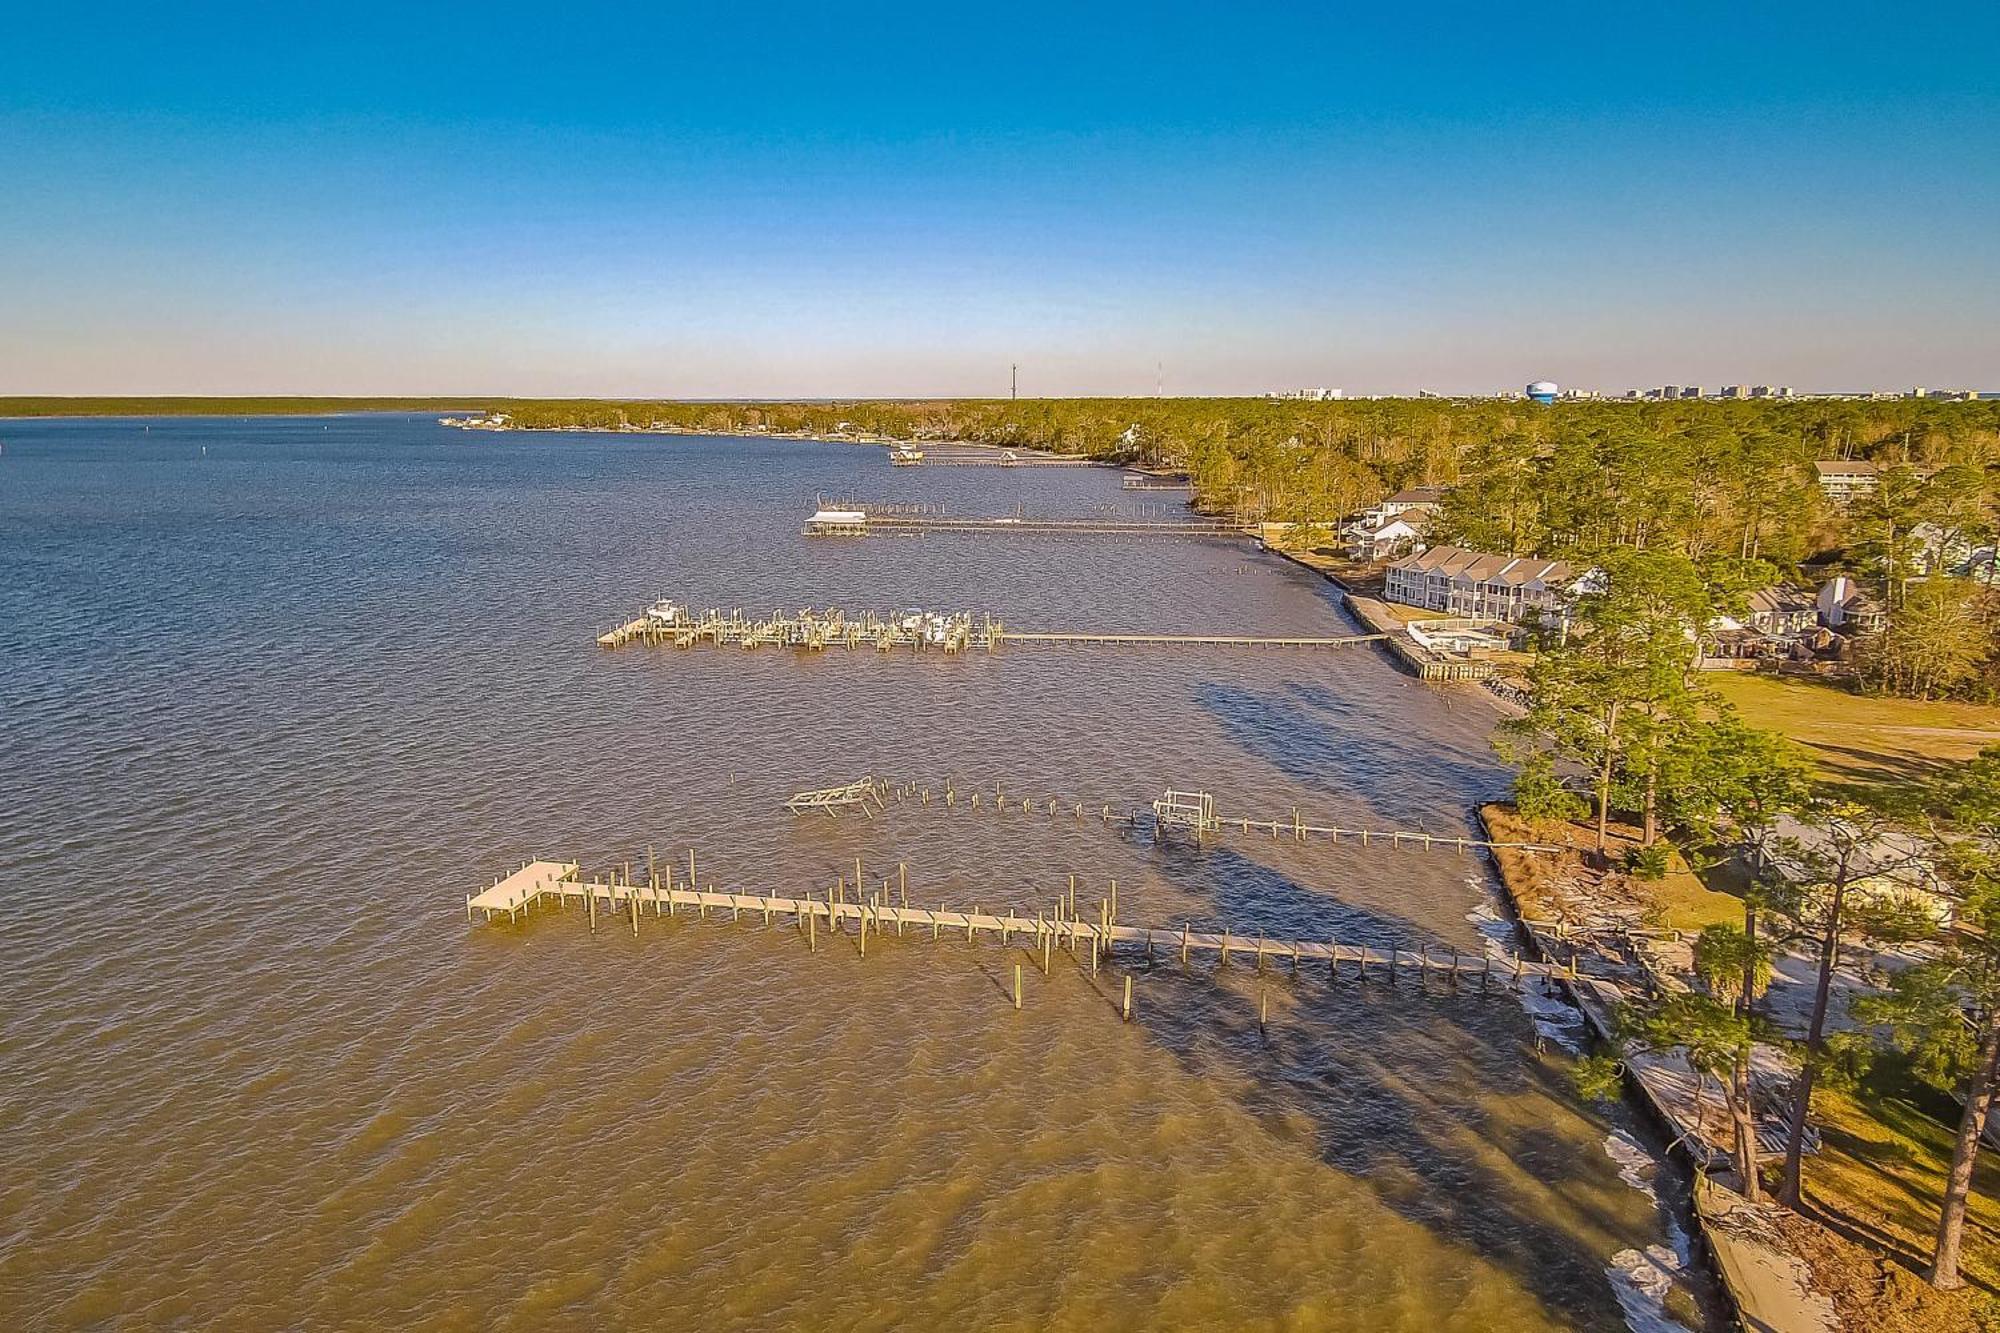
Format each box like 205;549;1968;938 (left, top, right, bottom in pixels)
1478;803;1835;1333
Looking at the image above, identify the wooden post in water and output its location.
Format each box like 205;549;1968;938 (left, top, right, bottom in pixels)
1109;879;1117;930
630;884;639;937
1014;963;1022;1010
588;882;597;933
1259;988;1268;1031
899;863;907;909
1122;974;1132;1022
1181;922;1190;966
808;906;816;952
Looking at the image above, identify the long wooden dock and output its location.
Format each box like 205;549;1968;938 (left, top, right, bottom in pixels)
467;861;1572;993
1002;631;1386;648
909;456;1099;468
861;515;1244;537
596;602;1385;653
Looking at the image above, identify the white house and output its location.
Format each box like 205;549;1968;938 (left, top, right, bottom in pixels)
1346;510;1431;562
1358;485;1447;528
1383;545;1581;623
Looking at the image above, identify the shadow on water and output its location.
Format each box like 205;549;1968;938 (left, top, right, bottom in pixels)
1191;680;1512;829
1124;848;1663;1331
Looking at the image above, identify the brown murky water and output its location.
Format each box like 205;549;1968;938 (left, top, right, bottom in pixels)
0;416;1703;1329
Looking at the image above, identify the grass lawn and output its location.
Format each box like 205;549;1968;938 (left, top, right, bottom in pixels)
1710;672;2000;786
1481;804;1743;933
1789;1055;2000;1329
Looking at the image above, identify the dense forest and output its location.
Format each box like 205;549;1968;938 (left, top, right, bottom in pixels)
469;396;2000;534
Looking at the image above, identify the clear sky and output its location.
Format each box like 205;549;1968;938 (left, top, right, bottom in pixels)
3;2;1996;397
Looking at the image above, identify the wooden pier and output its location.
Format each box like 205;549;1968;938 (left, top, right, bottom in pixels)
908;456;1099;468
858;779;1561;857
596;601;1385;653
858;514;1244;537
1156;790;1566;854
1000;630;1385;649
784;777;888;817
467;860;1573;995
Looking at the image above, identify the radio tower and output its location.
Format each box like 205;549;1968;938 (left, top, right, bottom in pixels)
1010;363;1018;400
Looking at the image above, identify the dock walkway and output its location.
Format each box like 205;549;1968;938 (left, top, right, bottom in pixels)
860;515;1244;537
1002;631;1385;648
596;603;1386;653
468;864;1571;990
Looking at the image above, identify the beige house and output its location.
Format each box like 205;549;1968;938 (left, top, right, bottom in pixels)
1751;816;1953;926
1813;459;1882;507
1744;584;1819;638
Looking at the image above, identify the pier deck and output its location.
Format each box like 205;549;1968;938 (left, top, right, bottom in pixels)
1003;631;1386;648
468;866;1571;989
468;861;581;921
861;515;1243;536
909;456;1099;468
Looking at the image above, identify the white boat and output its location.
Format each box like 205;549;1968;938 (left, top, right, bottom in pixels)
645;598;685;625
804;507;869;535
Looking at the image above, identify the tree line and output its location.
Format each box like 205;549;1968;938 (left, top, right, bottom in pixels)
484;394;2000;698
1508;545;1997;1289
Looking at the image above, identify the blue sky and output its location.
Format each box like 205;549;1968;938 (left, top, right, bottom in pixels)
2;2;1996;396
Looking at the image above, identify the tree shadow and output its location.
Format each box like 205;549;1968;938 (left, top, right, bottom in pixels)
1111;846;1702;1330
1192;680;1511;827
1805;742;1960;793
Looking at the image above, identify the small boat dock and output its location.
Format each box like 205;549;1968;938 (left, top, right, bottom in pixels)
595;599;1387;653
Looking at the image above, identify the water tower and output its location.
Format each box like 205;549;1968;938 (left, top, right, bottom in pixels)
1526;380;1559;405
